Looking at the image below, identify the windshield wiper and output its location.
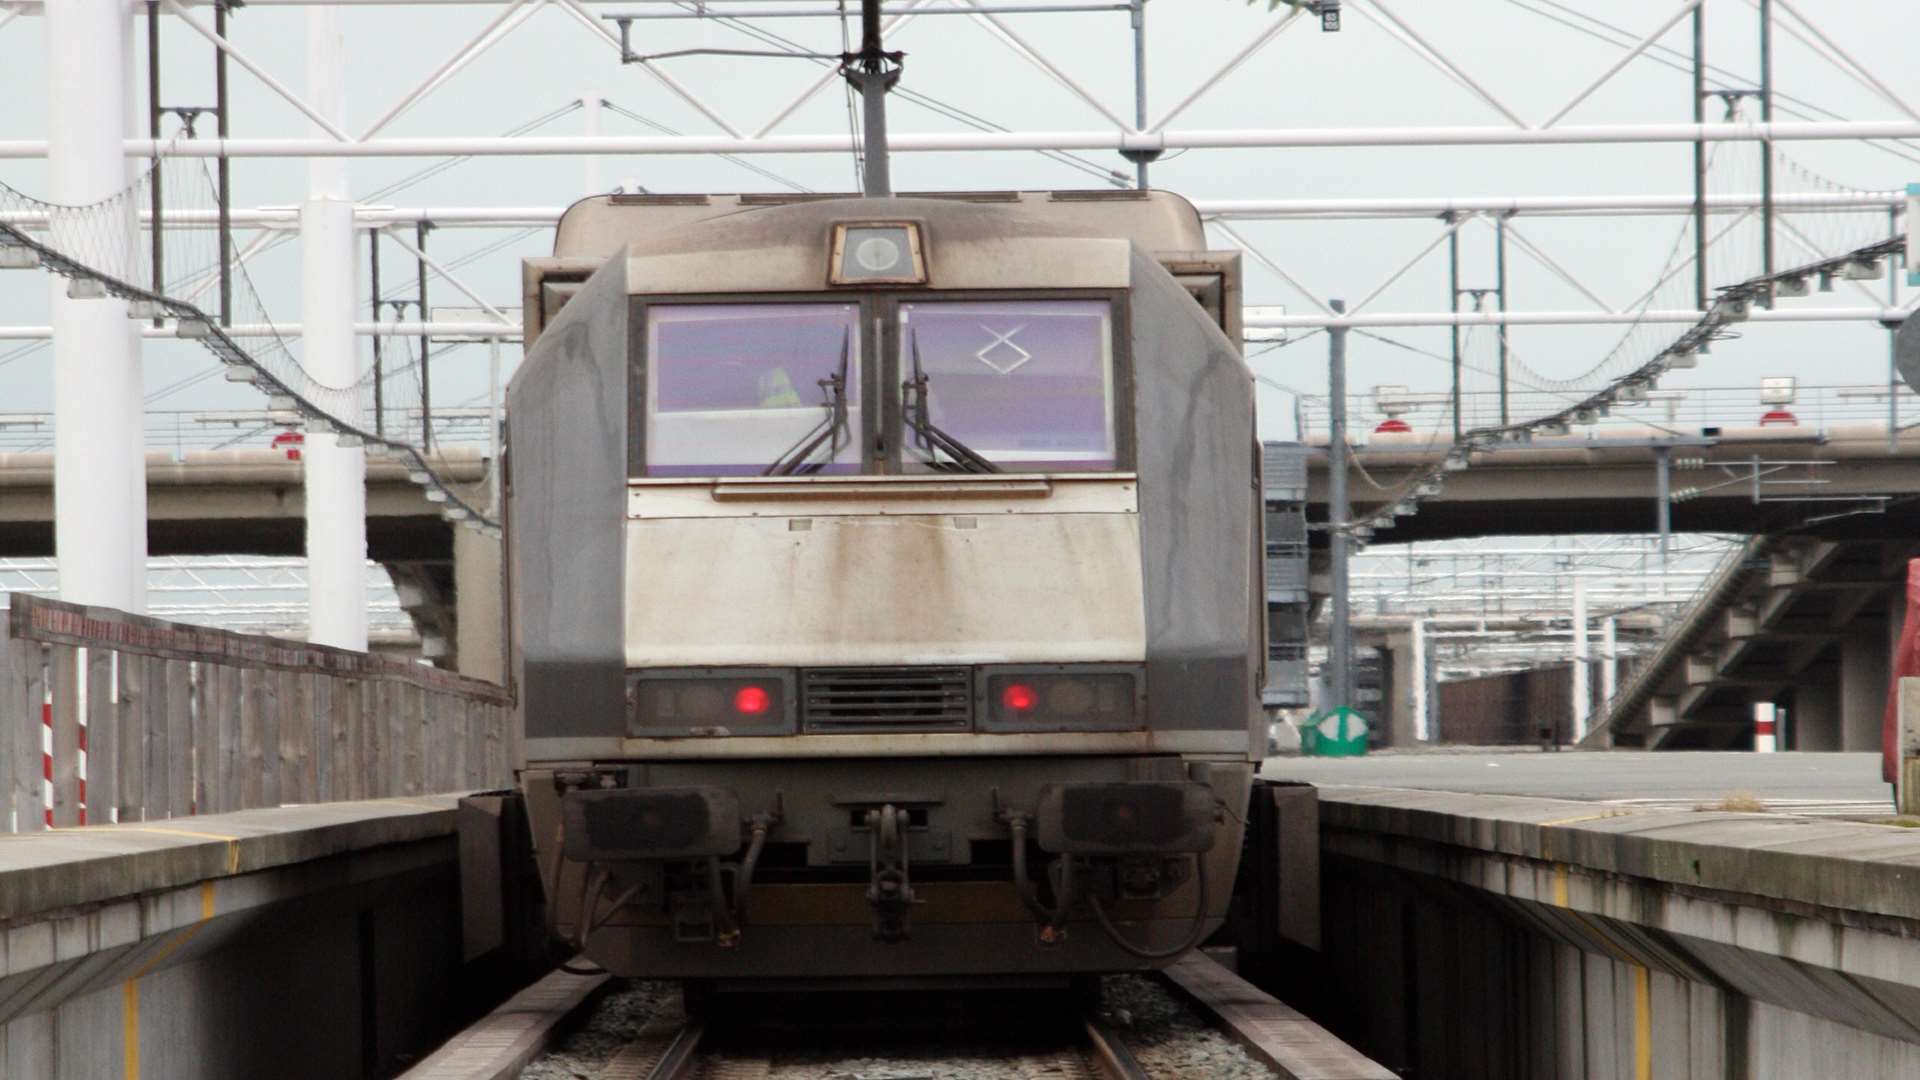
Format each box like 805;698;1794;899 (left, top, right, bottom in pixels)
762;327;852;477
901;329;1000;475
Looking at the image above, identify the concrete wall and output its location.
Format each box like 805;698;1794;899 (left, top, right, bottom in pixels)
455;528;506;685
0;865;462;1080
1279;788;1920;1079
1842;620;1890;751
0;857;467;1080
1791;679;1840;751
1293;855;1920;1080
0;802;488;1080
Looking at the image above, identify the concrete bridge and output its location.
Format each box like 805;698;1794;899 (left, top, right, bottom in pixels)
0;450;503;680
1304;424;1920;543
1593;535;1914;750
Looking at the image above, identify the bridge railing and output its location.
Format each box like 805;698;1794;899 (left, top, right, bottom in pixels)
0;408;497;456
1583;535;1780;748
1297;382;1920;442
0;593;512;830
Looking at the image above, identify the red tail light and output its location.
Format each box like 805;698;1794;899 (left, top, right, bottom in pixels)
733;685;772;715
1001;683;1037;711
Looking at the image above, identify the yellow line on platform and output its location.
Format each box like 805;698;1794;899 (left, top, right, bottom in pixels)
122;825;245;874
1537;812;1620;860
1633;963;1653;1080
124;881;218;1080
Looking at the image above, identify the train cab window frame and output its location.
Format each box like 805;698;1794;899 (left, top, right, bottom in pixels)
894;298;1121;475
637;300;866;478
626;289;1133;479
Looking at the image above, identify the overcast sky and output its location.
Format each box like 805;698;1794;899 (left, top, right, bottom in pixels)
3;0;1919;446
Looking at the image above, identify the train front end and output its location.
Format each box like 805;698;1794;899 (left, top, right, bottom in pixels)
508;191;1263;984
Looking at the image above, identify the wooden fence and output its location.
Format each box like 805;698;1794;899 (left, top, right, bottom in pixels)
0;594;513;830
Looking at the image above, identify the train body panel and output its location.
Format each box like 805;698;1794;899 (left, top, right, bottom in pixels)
623;484;1147;668
505;190;1265;982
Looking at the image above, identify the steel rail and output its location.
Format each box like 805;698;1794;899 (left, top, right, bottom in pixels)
596;1022;706;1080
1082;1013;1152;1080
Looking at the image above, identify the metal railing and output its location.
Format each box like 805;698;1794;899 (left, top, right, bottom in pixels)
1;556;416;637
1584;535;1781;746
0;408;496;456
1299;383;1918;443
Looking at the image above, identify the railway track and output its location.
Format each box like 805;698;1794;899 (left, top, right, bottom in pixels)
545;1010;1199;1080
401;954;1392;1080
563;1008;1181;1080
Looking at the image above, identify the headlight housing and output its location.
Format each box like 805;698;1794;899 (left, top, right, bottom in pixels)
626;669;796;736
977;665;1144;733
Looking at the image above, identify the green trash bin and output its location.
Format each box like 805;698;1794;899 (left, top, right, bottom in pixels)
1306;706;1369;757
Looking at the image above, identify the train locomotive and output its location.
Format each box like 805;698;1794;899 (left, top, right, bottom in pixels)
503;188;1268;985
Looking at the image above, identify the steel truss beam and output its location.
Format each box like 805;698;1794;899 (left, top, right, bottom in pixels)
0;192;1897;232
8;120;1920;159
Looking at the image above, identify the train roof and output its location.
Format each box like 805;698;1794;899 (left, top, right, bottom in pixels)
552;189;1209;259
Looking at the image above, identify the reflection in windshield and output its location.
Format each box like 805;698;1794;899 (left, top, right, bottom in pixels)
898;300;1115;472
645;303;862;477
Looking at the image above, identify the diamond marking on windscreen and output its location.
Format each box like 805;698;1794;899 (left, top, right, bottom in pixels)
973;323;1033;375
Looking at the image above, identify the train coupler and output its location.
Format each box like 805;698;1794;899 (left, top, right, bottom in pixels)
864;803;917;943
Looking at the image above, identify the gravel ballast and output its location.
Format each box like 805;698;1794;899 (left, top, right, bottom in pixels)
518;972;1276;1080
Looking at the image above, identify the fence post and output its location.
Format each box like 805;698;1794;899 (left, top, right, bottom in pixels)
13;639;45;832
461;698;479;790
189;662;209;815
280;670;309;804
314;675;334;804
141;655;169;819
404;685;425;796
117;651;147;822
166;659;191;817
0;620;16;833
218;664;243;814
372;680;388;798
239;667;265;810
85;648;114;824
1900;677;1920;817
49;646;81;827
346;679;367;801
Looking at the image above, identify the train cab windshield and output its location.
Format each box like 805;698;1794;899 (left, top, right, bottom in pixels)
640;296;1118;477
645;302;865;477
898;299;1115;473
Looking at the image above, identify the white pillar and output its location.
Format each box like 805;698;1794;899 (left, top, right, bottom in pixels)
1410;618;1429;742
48;0;146;613
302;6;367;650
581;90;603;195
1571;577;1591;740
1601;615;1618;702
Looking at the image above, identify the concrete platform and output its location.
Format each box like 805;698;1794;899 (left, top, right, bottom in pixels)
0;796;477;1079
1290;777;1920;1078
1262;749;1891;808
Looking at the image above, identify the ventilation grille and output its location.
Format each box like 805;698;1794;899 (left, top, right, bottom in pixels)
802;667;972;733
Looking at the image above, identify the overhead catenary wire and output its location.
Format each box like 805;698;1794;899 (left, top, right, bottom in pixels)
680;0;1131;187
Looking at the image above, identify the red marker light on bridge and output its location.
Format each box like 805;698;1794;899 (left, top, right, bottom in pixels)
733;686;771;716
1002;683;1037;712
